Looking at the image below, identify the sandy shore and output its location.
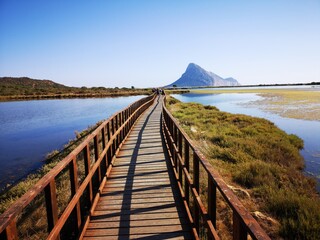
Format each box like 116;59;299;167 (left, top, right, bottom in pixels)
191;88;320;121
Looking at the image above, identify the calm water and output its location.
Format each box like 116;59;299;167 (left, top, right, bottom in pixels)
0;96;145;190
172;92;320;189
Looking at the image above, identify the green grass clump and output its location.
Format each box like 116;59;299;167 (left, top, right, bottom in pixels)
166;96;320;239
264;187;320;239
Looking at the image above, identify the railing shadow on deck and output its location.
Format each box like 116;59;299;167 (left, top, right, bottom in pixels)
0;94;156;240
161;94;271;240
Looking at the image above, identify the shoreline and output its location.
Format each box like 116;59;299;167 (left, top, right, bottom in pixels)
190;88;320;121
0;91;151;102
0;89;190;102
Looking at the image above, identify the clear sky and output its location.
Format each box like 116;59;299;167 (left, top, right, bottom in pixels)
1;0;319;88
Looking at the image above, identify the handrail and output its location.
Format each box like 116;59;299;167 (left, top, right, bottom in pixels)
0;93;156;239
161;95;271;240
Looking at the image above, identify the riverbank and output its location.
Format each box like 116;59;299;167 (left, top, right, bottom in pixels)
190;88;320;121
0;76;153;101
166;96;320;239
0;90;151;101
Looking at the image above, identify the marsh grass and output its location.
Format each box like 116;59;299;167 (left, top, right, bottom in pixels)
167;96;320;239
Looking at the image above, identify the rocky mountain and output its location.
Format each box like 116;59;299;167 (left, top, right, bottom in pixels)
167;63;240;87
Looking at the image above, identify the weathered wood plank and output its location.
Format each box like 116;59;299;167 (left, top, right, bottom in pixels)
87;218;189;228
83;231;192;240
83;96;192;239
84;225;189;236
90;212;183;222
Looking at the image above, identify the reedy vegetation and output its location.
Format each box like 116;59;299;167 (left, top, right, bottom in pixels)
167;96;320;239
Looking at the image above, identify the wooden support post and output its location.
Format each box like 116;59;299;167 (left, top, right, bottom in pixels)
178;131;182;156
69;157;81;234
208;176;217;229
178;131;183;182
84;145;93;205
120;112;123;142
233;212;247;240
94;135;101;183
4;219;18;240
101;127;107;171
193;153;200;233
107;122;112;165
111;118;116;157
125;109;129;134
45;180;59;234
116;114;120;147
174;125;178;168
184;141;190;205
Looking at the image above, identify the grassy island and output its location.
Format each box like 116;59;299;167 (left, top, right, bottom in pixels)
166;96;320;239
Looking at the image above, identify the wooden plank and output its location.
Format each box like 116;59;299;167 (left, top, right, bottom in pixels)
84;225;188;236
90;212;183;222
83;96;192;239
83;231;192;240
98;192;181;201
87;218;189;228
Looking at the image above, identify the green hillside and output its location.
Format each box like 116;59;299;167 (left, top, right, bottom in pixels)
0;77;151;99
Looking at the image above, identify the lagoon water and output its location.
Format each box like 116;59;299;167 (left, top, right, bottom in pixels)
172;93;320;190
0;96;145;191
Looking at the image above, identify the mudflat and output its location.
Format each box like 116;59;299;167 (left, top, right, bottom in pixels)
191;87;320;121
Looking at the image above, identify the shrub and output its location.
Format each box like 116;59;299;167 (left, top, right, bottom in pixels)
266;188;320;239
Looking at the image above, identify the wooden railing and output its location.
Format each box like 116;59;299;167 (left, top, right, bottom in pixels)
162;95;271;240
0;94;156;240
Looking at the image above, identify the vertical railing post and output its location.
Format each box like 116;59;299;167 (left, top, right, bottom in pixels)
233;212;247;240
107;122;112;166
120;112;124;142
178;131;183;182
69;157;81;234
94;135;101;183
116;114;119;148
184;141;190;205
101;127;107;171
111;118;116;156
172;125;177;169
129;107;132;128
178;131;182;156
193;153;200;233
4;219;18;240
126;109;129;134
208;176;217;233
44;180;59;236
84;145;93;205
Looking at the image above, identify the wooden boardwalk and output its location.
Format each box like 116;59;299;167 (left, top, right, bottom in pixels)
83;96;193;239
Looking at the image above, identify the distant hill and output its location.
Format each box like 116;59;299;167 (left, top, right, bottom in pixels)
167;63;240;87
0;77;71;96
0;77;67;89
0;77;151;99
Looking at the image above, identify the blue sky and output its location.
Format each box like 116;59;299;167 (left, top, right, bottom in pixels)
1;0;319;88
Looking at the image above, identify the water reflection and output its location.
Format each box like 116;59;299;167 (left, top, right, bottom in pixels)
0;96;145;190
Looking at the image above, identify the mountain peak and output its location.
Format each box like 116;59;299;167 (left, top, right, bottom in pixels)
187;62;199;69
167;63;240;87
